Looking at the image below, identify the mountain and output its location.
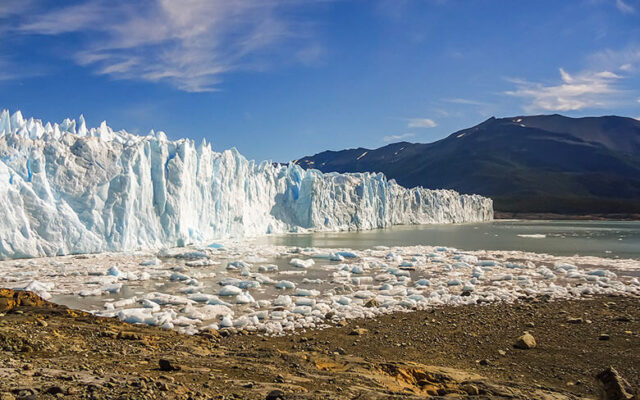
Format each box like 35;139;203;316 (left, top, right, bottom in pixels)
0;110;491;259
294;114;640;216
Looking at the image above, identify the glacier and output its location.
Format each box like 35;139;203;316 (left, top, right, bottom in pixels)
0;110;493;259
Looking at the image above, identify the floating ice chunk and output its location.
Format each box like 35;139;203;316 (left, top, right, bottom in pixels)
290;258;315;268
273;295;293;307
477;260;498;267
236;280;260;289
400;261;415;268
141;299;160;310
185;259;216;267
78;288;103;297
235;292;255;304
295;297;315;306
170;272;190;281
352;276;373;285
447;279;462;286
145;292;192;305
258;264;279;273
188;293;218;303
220;315;233;328
219;285;243;296
227;261;251;270
293;306;312;315
102;283;122;294
275;280;296;289
294;288;320;297
462;284;475;292
351;265;365;274
517;234;546;238
336;251;357;259
387;268;410;277
117;308;155;325
107;266;120;277
336;296;352;305
415;279;430;287
354;290;375;299
139;258;161;266
587;269;616;278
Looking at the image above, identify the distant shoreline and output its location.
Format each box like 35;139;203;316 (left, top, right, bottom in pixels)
494;211;640;221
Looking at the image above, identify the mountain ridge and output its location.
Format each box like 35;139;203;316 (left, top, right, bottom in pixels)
294;114;640;215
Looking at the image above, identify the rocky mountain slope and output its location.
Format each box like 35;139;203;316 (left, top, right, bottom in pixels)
295;115;640;216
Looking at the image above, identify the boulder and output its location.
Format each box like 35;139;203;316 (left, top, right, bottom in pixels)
514;332;536;349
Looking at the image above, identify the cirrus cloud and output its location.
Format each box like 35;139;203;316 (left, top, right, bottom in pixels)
383;132;415;142
7;0;326;92
505;67;628;112
407;118;437;128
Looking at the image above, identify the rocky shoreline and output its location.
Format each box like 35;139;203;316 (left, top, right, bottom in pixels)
0;289;638;399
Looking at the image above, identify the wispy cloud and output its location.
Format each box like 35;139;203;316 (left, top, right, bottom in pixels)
616;0;635;14
589;45;640;72
505;67;630;112
407;118;437;128
383;132;415;142
9;0;324;92
443;98;489;106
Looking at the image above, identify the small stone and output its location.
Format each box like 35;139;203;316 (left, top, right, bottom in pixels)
567;317;583;324
36;319;48;327
118;331;143;340
514;332;536;349
599;334;611;341
349;328;369;336
525;322;535;328
45;386;64;395
266;389;285;400
479;359;489;366
158;359;180;372
364;298;380;308
498;349;507;356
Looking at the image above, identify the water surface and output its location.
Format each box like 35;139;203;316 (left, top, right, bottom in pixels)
255;220;640;259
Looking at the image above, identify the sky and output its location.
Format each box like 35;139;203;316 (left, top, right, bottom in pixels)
0;0;639;162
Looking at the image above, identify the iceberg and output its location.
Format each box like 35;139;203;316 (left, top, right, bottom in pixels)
0;110;493;259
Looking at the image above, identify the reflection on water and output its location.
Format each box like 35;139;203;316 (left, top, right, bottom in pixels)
254;220;640;259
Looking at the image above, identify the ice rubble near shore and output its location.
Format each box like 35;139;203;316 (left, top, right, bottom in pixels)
0;110;493;259
1;244;638;336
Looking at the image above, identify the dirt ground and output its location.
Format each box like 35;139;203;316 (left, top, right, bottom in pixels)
0;289;638;399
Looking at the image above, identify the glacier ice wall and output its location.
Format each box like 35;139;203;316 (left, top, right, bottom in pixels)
0;110;493;259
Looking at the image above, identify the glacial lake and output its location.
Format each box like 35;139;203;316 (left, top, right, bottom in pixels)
255;220;640;260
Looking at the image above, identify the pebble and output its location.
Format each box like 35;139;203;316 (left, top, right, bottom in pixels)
266;390;285;400
158;359;181;372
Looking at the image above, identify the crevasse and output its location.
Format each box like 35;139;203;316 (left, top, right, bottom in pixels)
0;110;493;259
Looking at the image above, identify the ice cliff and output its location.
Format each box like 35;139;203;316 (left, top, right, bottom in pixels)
0;110;493;259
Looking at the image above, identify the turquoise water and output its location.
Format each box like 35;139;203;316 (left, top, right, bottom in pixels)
255;220;640;259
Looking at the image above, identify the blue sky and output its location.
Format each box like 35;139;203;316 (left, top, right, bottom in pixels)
1;0;639;161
